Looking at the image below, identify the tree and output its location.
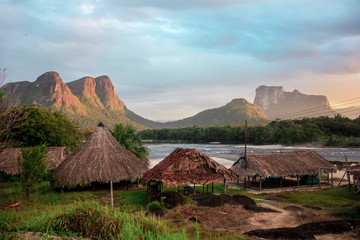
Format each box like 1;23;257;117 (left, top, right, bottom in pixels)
9;106;80;149
0;68;27;143
18;144;48;199
111;123;149;162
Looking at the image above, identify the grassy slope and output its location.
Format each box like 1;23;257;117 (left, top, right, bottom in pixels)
1;181;359;239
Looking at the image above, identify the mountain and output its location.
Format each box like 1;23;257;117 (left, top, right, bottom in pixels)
1;72;147;129
1;72;269;130
254;85;336;119
157;98;269;128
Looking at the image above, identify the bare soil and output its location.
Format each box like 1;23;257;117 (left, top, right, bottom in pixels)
164;193;360;239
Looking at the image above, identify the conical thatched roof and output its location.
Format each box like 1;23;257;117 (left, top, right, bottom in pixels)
231;151;336;177
54;125;148;188
0;147;71;175
142;148;237;185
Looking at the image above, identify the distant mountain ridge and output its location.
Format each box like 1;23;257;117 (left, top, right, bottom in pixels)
254;85;336;119
5;73;338;130
157;98;269;128
1;72;147;129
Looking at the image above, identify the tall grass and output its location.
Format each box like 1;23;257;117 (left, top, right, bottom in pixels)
48;200;187;239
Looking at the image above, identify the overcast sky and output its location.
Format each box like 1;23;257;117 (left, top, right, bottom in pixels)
1;0;360;121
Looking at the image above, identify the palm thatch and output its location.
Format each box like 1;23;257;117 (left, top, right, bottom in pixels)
142;148;238;186
0;147;71;175
231;151;336;177
54;125;148;189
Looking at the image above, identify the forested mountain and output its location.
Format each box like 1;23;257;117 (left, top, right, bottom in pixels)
156;98;269;128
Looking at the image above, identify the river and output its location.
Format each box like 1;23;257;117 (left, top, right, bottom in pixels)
145;143;360;168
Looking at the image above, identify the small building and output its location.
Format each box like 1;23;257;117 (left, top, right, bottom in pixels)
54;123;148;189
231;151;336;190
0;146;71;175
142;148;237;197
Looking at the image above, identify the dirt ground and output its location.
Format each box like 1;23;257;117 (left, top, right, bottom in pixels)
164;194;360;239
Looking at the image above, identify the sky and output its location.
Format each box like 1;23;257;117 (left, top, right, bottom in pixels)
1;0;360;121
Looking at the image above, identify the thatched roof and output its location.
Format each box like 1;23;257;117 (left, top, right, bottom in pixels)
0;147;71;175
142;148;238;185
54;125;148;188
231;151;336;177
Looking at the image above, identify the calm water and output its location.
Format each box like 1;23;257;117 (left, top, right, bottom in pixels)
145;143;360;168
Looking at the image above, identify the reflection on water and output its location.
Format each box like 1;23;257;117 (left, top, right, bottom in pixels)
146;143;360;164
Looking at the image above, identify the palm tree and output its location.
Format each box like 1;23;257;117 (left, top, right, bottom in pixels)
111;123;149;163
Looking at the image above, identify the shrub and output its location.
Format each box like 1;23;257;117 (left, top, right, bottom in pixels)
48;200;171;239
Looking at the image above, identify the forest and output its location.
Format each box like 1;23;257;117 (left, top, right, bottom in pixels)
139;115;360;146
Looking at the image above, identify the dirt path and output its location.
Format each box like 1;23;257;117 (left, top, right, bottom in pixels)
246;203;297;230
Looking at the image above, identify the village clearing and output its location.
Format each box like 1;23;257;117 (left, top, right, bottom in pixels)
1;180;359;240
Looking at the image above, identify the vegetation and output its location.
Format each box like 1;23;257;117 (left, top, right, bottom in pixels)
18;145;48;200
5;106;80;149
111;123;149;162
139;115;360;146
1;178;359;239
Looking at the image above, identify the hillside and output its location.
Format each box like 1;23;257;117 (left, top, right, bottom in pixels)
158;98;269;128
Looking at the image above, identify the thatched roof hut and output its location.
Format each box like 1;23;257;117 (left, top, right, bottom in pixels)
0;147;71;175
231;151;336;177
54;124;148;189
142;148;237;186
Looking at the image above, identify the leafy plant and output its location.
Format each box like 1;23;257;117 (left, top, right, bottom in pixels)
18;144;48;199
111;123;149;162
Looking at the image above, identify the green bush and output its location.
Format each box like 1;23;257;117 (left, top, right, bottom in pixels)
148;200;163;211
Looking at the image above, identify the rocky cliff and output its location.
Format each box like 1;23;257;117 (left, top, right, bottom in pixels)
1;72;145;129
254;85;336;119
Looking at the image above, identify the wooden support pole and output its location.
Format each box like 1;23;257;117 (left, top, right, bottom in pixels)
319;168;322;189
212;182;214;193
348;171;351;191
224;179;227;194
327;172;330;184
311;174;314;186
193;183;196;195
280;177;282;188
244;177;247;188
297;175;299;187
259;176;262;191
331;170;334;188
110;180;114;210
202;184;205;193
206;184;209;193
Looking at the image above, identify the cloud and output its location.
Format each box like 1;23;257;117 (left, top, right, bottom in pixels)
1;0;360;120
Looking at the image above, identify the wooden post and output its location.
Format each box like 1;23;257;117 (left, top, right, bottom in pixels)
259;176;262;191
297;175;299;187
193;183;196;195
331;170;334;188
319;167;321;189
206;184;209;193
244;176;247;188
327;172;330;184
280;177;282;188
348;171;351;191
224;179;227;194
110;180;114;210
311;174;314;186
212;182;214;193
202;184;205;193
